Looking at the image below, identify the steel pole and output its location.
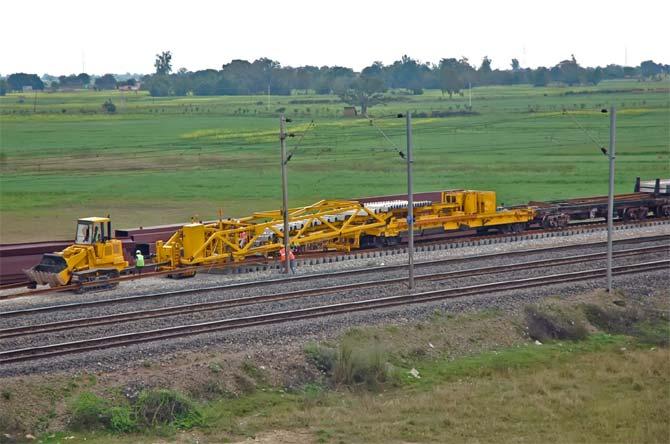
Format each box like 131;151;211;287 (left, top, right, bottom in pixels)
406;112;415;289
606;107;616;292
279;114;291;274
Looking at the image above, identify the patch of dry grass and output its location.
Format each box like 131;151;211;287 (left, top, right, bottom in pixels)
218;346;669;443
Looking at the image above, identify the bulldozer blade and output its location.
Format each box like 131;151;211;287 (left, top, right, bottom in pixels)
24;268;67;287
24;254;69;287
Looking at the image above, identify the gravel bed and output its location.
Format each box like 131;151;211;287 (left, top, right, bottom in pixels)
1;266;667;377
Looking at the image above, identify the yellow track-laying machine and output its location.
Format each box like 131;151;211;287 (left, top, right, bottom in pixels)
155;190;535;271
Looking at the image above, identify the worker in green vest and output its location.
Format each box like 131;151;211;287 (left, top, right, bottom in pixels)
135;250;145;275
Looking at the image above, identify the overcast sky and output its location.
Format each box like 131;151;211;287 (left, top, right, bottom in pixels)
1;0;668;76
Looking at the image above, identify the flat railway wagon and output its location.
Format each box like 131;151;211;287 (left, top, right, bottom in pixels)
529;177;670;229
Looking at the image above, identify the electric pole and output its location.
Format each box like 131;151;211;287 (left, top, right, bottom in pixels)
406;112;415;289
606;106;616;292
279;114;291;274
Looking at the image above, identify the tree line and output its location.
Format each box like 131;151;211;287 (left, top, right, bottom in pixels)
141;54;668;101
1;54;667;107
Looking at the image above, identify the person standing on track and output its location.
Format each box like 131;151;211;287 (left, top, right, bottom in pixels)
135;250;145;275
279;245;296;274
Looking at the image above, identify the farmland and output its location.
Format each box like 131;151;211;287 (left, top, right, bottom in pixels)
0;80;668;243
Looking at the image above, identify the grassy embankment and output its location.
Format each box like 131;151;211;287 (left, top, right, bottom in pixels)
1;290;668;443
0;80;668;242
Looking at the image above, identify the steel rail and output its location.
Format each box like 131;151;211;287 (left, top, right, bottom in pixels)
0;260;667;364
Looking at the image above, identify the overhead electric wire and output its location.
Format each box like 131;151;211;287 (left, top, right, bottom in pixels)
363;112;405;153
287;119;315;158
561;110;607;149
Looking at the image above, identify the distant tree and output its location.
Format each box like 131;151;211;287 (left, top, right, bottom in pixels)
7;73;44;91
602;64;624;79
172;69;192;96
337;75;386;115
191;70;219;96
640;60;663;78
147;76;171;96
76;73;91;87
314;65;355;94
58;74;89;89
154;51;173;75
477;56;492;83
294;65;319;92
0;79;6;95
585;67;603;85
361;61;385;81
254;57;280;87
554;55;583;85
387;55;428;93
50;81;60;91
94;74;117;90
511;58;520;71
438;58;467;97
532;67;549;86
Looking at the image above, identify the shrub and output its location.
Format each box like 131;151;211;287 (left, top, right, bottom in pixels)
102;99;116;113
208;362;222;373
634;321;670;347
582;304;639;334
305;343;337;373
524;304;588;341
241;360;264;381
136;389;202;428
307;338;398;390
583;303;669;346
108;406;137;433
69;392;108;429
333;341;396;389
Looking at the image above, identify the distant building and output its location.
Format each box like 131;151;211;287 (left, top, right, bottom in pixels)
343;106;358;117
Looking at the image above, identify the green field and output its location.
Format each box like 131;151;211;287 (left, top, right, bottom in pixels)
1;80;668;242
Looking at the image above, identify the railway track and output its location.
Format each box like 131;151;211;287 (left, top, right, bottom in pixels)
1;218;668;294
0;259;667;365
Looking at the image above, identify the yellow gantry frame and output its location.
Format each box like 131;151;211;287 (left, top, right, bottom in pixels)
156;200;391;268
155;191;537;270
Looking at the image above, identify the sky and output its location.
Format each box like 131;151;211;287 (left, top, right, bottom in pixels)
1;0;668;76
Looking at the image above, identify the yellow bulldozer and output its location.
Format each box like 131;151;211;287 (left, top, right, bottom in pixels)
24;217;129;289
